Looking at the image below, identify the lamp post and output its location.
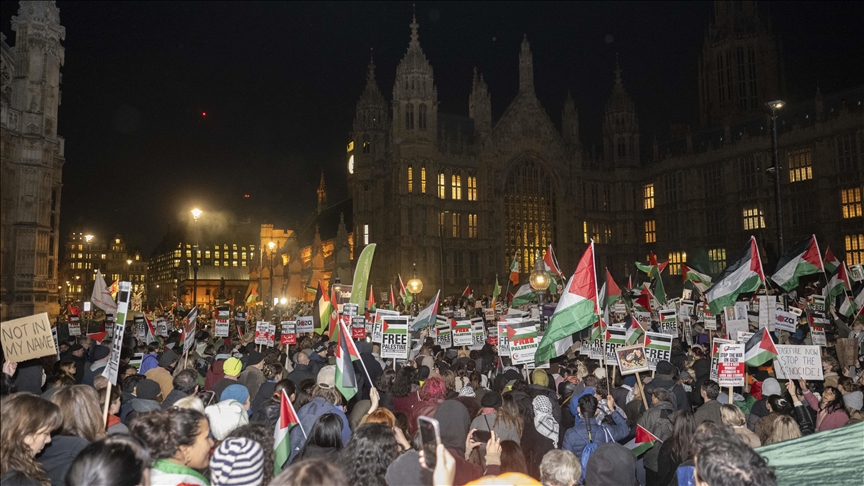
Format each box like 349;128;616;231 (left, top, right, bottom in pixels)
191;209;202;310
529;253;551;332
766;100;785;254
126;259;133;281
407;263;423;316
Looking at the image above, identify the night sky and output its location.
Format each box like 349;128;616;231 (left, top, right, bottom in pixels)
2;1;862;256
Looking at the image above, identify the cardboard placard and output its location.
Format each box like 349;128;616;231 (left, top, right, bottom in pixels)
135;316;146;342
810;326;827;346
773;310;798;333
773;345;823;380
484;308;496;321
615;345;650;375
343;303;359;318
380;317;410;359
296;316;314;334
757;295;775;331
102;282;131;384
156;318;169;337
371;310;399;343
710;338;733;381
281;321;297;345
1;313;56;362
633;311;652;327
351;316;367;340
644;332;674;371
658;309;678;335
470;318;486;350
716;342;745;387
509;324;539;365
726;318;749;342
605;326;627;363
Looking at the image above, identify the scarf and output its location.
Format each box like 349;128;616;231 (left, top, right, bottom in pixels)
532;395;559;447
458;385;476;397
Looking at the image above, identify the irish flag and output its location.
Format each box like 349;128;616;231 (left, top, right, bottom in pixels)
823;246;841;274
682;264;713;293
334;318;362;401
509;253;521;286
273;390;303;475
625;424;659;457
706;237;764;315
744;328;778;366
535;241;600;362
771;235;823;292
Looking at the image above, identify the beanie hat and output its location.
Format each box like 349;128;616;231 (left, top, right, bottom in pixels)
223;357;243;377
417;366;431;381
593;368;607;379
205;400;250;441
221;384;250;405
136;379;161;400
317;365;336;388
159;349;179;368
92;345;111;361
246;351;264;367
210;437;264;486
656;360;674;375
762;378;781;398
480;391;503;409
844;391;863;411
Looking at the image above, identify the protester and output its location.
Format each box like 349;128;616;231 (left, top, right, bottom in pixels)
754;395;793;443
294;414;344;462
39;385;105;486
637;387;675;486
123;379;163;425
692;425;776;486
539;449;581;486
337;423;399;486
437;399;488;484
470;391;522;444
161;369;199;409
65;435;149;486
225;423;275;486
693;379;722;425
764;415;802;445
237;351;266;400
270;458;349;486
250;379;295;429
1;393;63;486
204;346;230;391
643;360;690;412
287;366;350;464
98;386;129;435
81;346;110;387
583;442;638;486
209;437;263;486
286;352;315;389
499;440;529;475
212;357;243;401
129;408;214;486
822;356;841;388
655;410;696;486
562;394;629;461
249;363;284;413
145;349;178;399
533;395;560;448
408;376;447;435
721;404;761;448
747;377;780;430
800;378;849;432
391;367;420;415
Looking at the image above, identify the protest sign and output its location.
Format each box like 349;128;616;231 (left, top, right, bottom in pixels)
436;317;452;348
371;309;399;343
739;331;754;343
182;307;198;355
726;317;749;342
773;310;797;333
615;345;650;375
487;326;498;346
509;324;539;365
644;332;674;371
105;319;114;338
716;343;745;387
281;321;297;345
703;313;717;331
613;303;627;314
484;308;496;321
135;316;146;342
658;309;678;335
296;316;314;334
810;325;827;346
774;345;823;380
351;316;366;339
215;318;229;337
380;317;410;359
633;311;652;327
1;312;56;362
255;321;268;345
808;295;825;315
605;326;627;363
68;316;81;336
470;318;486;350
453;320;473;346
343;303;359;317
497;320;514;356
710;338;733;381
757;295;775;331
735;302;750;321
683;317;694;346
102;282;131;384
156;318;168;337
267;323;276;347
589;338;604;361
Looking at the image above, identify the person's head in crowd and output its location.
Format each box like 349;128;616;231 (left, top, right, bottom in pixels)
294;379;317;410
419;376;447;402
135;379;163;403
720;404;747;427
761;378;781;398
0;393;63;485
844;390;863;414
173;395;206;413
65;435;149;486
376;368;396;393
766;395;792;415
670;410;697;463
539;449;581;486
129;407;214;470
293;351;309;366
122;374;146;395
79;336;95;350
227;423;275;486
392;367;416;398
273;379;296;402
584;442;638;486
469;370;484;390
652;387;673;406
822;356;840;375
498;392;526;436
223;357;243;378
765;415;801;445
120;365;138;382
91;345;111;364
338;423;399;486
442;370;456;391
222;384;251;411
54;360;77;380
576;393;599;421
455;395;481;419
499;440;529;475
69;343;86;358
173;369;200;397
393;412;410;442
365;408;397;428
305;413;344;452
311;372;343;407
209;437;264;486
694;425;775;486
819;386;847;414
417;365;431;382
206;398;250;441
263;363;283;382
701;379;720;403
582;374;599;388
837;376;857;394
270;458;349;486
44;374;75;396
93;375;109;391
51;385;107;442
98;385;122;419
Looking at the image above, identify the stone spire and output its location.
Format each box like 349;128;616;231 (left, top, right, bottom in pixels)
562;91;580;146
603;55;639;167
519;34;534;93
393;13;436;103
317;172;327;214
469;67;491;135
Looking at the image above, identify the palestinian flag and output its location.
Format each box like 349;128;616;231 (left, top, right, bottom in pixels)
399;275;413;304
312;281;334;335
334;318;361;401
509;253;521;286
823;246;841;274
623;315;644;345
825;263;852;303
389;285;397;310
304;285;317;295
274;390;303;475
605;268;622;310
535;241;600;362
645;332;673;351
367;285;377;312
606;326;627;345
744;328;778;366
411;290;440;331
633;285;655;313
462;285;473;298
329;284;340;342
625;425;660;457
682;264;713;293
706;237;764;315
771;235;823;292
627;275;633;291
492;277;501;308
543;244;564;277
839;282;864;319
508;325;537;345
589;317;607;342
246;285;259;305
510;284;537;307
636;253;668;305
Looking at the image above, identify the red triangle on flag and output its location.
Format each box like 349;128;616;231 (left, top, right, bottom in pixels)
644;335;652;347
506;325;517;341
278;390;300;429
87;332;108;344
635;424;659;443
382;321;389;334
758;328;778;355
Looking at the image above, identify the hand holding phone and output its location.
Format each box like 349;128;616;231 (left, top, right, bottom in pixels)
418;416;441;470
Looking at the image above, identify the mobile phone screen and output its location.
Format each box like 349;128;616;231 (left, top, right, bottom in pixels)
418;416;439;470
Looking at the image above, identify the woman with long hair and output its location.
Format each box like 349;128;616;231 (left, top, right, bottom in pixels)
498;440;529;475
764;415;802;445
562;394;629;460
754;394;794;443
470;392;523;445
129;407;215;486
295;414;345;462
374;369;396;411
65;435;150;486
1;394;64;486
337;423;399;486
656;410;698;486
407;377;447;435
391;367;419;415
52;361;77;383
803;383;849;431
721;404;761;448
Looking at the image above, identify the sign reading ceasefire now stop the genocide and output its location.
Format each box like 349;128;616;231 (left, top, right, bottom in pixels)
1;313;57;362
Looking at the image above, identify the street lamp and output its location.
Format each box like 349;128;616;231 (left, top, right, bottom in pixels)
126;259;133;281
766;100;785;253
407;263;423;316
529;253;551;331
191;209;202;309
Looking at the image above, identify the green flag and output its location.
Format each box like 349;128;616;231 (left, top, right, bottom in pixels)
348;244;376;314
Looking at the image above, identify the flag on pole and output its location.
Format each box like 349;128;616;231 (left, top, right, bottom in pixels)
461;285;472;298
625;425;660;457
636;253;667;305
682;264;713;293
273;390;303;476
771;235;823;292
143;314;157;344
589;317;607;343
823;246;841;274
535;241;600;363
312;281;333;335
245;284;259;305
825;263;852;303
91;270;118;314
367;285;377;312
623;315;644;345
509;253;521;286
839;282;864;319
543;244;564;277
109;280;120;299
492;278;501;308
744;328;779;366
605;268;622;310
627;275;633;291
411;290;441;330
633;285;655;313
334;318;361;401
510;284;537;307
706;236;764;315
389;285;397;310
399;275;413;305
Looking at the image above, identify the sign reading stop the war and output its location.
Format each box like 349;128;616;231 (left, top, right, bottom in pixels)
717;343;745;387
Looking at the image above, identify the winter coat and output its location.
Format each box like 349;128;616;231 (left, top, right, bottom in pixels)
123;398;161;425
408;398;444;436
793;402;816;435
693;399;723;425
562;409;629;459
286;363;316;389
249;397;281;430
286;397;351;465
529;384;562;423
35;435;89;486
643;374;690;412
160;388;189;409
139;353;159;375
237;366;266;401
204;357;227;390
251;380;277;414
470;411;521;444
733;426;761;448
637;400;676;472
803;391;849;432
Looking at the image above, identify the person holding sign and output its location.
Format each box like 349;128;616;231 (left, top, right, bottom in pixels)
799;378;849;432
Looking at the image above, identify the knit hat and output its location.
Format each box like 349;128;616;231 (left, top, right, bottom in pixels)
136;379;161;400
762;378;781;397
844;391;863;411
205;400;249;441
313;343;327;354
221;384;250;405
210;438;264;486
655;360;674;375
317;365;336;388
585;443;637;486
532;369;549;387
480;391;502;408
69;343;83;353
159;349;179;368
246;350;264;367
92;345;111;361
223;357;243;377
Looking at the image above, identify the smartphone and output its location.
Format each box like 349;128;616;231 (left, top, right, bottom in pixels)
472;429;492;443
417;415;441;470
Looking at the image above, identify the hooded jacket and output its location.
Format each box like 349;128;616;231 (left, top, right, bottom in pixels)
563;398;629;459
286;397;351;465
643;374;690;412
434;400;485;486
36;435;89;486
637;400;675;471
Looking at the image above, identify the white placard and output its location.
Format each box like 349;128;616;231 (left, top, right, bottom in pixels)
380;318;410;359
296;316;314;334
773;345;823;380
717;343;745;387
215;318;230;337
773;310;797;333
726;318;749;342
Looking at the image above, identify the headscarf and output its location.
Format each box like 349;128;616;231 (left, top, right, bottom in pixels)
434;400;471;455
533;395;559;447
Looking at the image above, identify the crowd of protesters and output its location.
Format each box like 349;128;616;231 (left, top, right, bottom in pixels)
1;308;863;486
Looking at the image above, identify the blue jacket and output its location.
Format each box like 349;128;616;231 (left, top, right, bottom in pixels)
562;410;629;459
285;397;351;465
139;354;159;375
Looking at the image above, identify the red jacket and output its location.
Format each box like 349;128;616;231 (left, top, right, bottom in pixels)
803;391;849;432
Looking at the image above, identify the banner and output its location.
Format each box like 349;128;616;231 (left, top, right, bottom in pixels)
351;316;367;340
348;243;376;314
453;320;473;346
135;316;146;342
371;309;399;343
435;317;452;348
255;321;268;345
280;321;297;345
615;345;650;375
1;312;56;362
380;316;410;359
774;345;823;380
773;310;798;333
717;342;745;387
215;318;230;337
101;282;131;384
296;316;314;334
644;332;674;371
68;315;81;336
509;324;539;365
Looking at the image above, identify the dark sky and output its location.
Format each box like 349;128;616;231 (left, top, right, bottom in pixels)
2;1;862;256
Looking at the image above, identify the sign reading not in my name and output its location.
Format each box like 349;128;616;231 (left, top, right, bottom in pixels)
1;313;57;362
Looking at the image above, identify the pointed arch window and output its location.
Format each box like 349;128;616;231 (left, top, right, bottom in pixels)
419;104;427;131
438;172;446;199
451;173;462;200
421;165;427;193
405;104;414;130
407;166;414;193
362;135;371;154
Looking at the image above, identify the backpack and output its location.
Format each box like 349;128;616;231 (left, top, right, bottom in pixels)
577;422;613;483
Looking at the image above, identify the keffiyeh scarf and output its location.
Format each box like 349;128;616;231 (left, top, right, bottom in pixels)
533;395;559;447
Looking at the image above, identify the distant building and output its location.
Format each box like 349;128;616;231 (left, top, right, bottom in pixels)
347;3;863;299
0;1;66;320
58;232;146;306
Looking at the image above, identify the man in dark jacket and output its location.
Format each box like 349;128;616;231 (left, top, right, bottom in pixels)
643;360;690;412
161;369;199;409
286;351;316;388
123;379;162;425
358;341;383;400
638;387;676;485
81;345;111;387
307;342;328;375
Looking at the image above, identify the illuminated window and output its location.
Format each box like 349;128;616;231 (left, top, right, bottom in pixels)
407;166;413;193
215;251;220;258
583;221;588;244
232;251;238;259
846;234;864;265
419;104;427;130
788;148;812;182
743;206;765;230
233;261;238;267
468;214;478;238
643;183;654;209
468;176;477;201
362;135;370;154
421;166;427;193
645;220;656;243
451;174;462;200
604;223;612;244
241;252;246;259
214;261;220;266
438;172;446;199
841;188;862;219
668;251;686;275
348;154;354;174
186;250;191;258
405;103;414;130
708;248;726;274
233;244;237;250
439;212;446;236
347;141;354;152
452;213;461;238
363;224;369;245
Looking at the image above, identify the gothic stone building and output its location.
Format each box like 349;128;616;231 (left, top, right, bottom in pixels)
0;1;65;320
347;3;863;300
